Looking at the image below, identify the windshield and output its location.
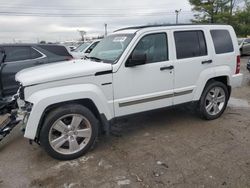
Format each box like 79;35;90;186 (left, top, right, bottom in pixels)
75;42;91;52
88;34;135;63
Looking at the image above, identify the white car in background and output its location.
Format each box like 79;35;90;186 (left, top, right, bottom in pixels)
238;38;250;55
68;46;77;52
71;40;100;59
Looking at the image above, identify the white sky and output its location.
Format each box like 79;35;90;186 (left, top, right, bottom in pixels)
0;0;193;43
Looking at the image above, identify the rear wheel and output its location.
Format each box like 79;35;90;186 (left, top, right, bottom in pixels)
40;104;98;160
198;81;229;120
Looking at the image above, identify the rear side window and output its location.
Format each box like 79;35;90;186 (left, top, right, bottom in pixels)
210;30;234;54
4;46;31;62
174;30;207;59
38;45;72;57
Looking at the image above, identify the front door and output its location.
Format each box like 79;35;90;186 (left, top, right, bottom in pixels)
113;32;174;117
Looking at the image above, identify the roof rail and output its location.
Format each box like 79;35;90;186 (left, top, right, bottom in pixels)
114;23;228;32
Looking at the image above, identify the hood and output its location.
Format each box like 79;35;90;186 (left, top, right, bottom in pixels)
16;59;112;86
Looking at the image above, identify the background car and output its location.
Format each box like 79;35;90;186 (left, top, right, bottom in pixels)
0;44;73;101
238;38;250;55
67;46;77;51
71;40;100;59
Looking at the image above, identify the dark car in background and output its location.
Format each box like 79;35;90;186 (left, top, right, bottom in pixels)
0;44;73;105
247;58;250;72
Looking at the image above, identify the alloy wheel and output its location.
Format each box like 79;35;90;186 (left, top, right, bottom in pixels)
205;87;226;116
48;114;92;155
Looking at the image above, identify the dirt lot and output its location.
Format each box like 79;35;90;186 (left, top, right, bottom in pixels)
0;57;250;188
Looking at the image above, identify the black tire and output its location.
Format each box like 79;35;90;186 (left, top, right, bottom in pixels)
40;104;99;160
198;81;229;120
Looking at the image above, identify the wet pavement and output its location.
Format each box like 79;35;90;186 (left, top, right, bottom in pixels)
0;57;250;188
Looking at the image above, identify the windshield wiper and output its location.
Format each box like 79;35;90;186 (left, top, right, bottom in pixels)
86;56;102;62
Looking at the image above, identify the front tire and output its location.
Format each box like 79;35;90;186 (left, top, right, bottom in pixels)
198;81;229;120
40;104;98;160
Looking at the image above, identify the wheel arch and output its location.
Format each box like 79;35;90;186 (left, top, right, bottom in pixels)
194;75;231;101
23;84;113;140
35;98;104;142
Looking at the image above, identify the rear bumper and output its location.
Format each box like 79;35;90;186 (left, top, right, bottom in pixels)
231;73;243;88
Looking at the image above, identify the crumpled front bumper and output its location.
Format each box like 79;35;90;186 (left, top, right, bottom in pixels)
16;98;32;130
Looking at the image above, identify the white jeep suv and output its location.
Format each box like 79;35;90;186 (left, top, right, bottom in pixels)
15;24;243;160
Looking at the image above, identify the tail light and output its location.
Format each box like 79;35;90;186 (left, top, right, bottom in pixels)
235;55;240;74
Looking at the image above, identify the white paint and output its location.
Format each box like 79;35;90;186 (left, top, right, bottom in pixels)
16;24;243;144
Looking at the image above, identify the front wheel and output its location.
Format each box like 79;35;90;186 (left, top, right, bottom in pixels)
198;81;229;120
40;104;99;160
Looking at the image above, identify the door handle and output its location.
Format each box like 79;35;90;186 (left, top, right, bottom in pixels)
160;65;174;71
202;60;213;64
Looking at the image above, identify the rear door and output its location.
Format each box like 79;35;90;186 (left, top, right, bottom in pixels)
1;46;44;96
172;29;214;105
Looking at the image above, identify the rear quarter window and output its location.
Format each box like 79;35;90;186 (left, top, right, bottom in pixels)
210;30;234;54
31;48;43;59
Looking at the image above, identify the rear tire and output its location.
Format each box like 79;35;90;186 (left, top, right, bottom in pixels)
198;81;229;120
40;104;98;160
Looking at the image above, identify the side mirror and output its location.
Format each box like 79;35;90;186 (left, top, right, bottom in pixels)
125;52;146;67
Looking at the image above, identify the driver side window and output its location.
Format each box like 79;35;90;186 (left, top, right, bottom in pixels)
132;33;168;64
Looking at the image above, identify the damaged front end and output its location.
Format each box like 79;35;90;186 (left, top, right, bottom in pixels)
0;86;32;142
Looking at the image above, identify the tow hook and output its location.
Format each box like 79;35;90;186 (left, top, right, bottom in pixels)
0;110;20;142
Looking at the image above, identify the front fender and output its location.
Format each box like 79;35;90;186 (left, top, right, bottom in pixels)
24;84;113;139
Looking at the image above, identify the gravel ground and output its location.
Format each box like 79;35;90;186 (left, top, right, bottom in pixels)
0;57;249;188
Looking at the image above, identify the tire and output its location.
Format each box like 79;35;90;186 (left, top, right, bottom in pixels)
40;104;99;160
198;81;229;120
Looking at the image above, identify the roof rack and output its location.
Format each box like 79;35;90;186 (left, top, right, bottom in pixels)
114;23;228;32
